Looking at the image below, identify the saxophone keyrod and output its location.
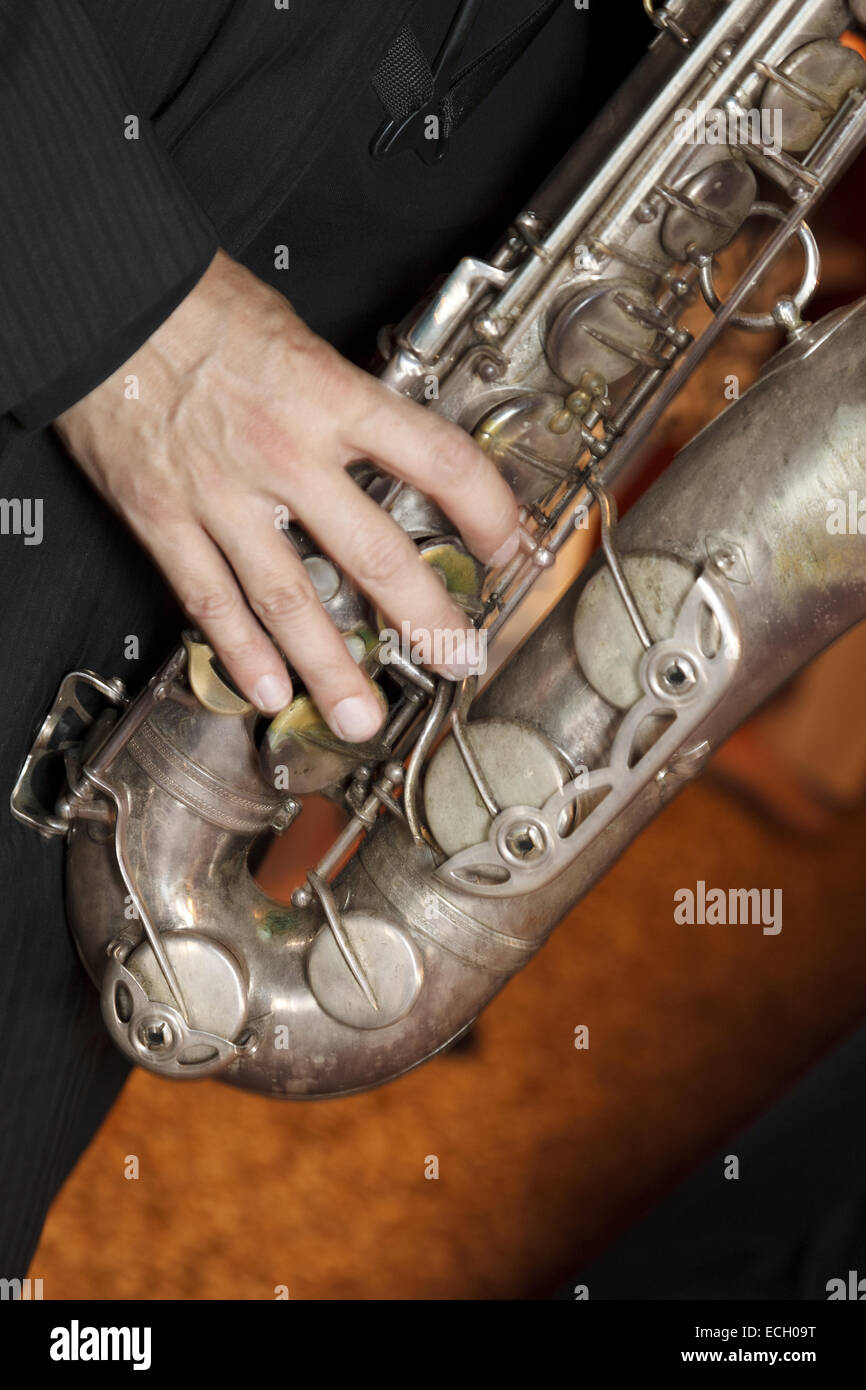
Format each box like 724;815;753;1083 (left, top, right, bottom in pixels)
308;872;380;1013
598;92;866;490
491;0;818;330
403;679;453;847
450;677;500;818
83;645;187;781
587;479;652;651
751;58;836;115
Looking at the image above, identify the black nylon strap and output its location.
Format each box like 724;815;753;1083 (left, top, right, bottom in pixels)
372;0;564;163
442;0;565;133
372;24;435;124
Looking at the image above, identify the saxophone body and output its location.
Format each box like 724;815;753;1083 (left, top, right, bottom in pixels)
13;0;866;1095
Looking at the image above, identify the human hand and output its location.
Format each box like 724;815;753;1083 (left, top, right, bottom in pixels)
55;250;520;742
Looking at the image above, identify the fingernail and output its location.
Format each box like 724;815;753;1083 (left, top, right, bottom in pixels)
488;529;520;568
442;659;483;681
441;636;484;681
332;696;383;743
254;673;293;712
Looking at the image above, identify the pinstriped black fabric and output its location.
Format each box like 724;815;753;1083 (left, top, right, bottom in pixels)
0;414;181;1281
0;0;420;430
0;1;219;427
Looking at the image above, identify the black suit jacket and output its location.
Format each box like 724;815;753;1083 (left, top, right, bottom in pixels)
0;2;640;433
0;0;419;428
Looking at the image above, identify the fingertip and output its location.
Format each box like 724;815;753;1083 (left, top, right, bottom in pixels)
486;528;521;569
330;694;386;743
253;672;293;713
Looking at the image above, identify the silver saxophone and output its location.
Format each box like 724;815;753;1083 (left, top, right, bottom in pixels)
12;0;866;1095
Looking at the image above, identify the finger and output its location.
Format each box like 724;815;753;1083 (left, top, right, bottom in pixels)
340;374;521;569
145;521;294;713
283;466;480;680
213;508;387;743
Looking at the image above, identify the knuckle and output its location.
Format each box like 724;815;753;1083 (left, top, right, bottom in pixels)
285;333;346;404
425;437;464;485
214;633;263;668
119;474;179;528
306;655;353;692
428;432;484;492
252;579;315;625
342;376;389;433
355;528;413;589
182;586;238;624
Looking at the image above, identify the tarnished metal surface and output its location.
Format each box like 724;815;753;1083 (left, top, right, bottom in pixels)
13;0;866;1095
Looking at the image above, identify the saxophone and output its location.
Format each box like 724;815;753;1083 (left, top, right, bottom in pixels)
12;0;866;1095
